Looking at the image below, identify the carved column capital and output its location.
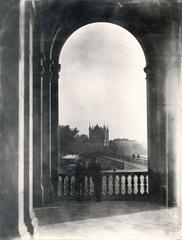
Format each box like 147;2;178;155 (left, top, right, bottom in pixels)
144;65;155;80
51;60;61;77
40;56;52;81
144;65;152;74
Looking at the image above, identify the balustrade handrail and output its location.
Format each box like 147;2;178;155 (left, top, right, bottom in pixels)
59;169;148;176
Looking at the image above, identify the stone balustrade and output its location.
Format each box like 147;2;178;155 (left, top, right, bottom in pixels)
58;170;148;200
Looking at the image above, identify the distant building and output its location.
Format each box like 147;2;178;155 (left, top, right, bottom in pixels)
89;124;109;146
111;138;136;146
109;138;146;156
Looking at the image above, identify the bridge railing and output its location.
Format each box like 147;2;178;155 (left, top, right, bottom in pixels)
58;170;148;200
103;153;148;166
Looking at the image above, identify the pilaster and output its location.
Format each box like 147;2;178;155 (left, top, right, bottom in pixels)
41;56;53;204
24;5;34;235
51;60;60;200
164;20;182;207
33;16;43;208
144;63;167;205
145;18;182;206
0;0;30;238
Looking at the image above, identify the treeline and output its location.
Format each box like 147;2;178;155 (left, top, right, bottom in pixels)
59;125;107;156
59;125;89;155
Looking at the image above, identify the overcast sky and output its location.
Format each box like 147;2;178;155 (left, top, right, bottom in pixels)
59;23;147;145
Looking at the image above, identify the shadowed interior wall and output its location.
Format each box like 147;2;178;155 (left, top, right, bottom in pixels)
0;1;21;236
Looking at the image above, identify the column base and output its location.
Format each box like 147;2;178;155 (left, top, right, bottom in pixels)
0;224;31;240
148;169;167;206
0;206;21;240
0;227;20;240
42;183;53;205
30;209;39;235
33;184;44;208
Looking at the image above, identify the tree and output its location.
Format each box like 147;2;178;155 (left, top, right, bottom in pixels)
59;125;79;155
71;134;89;154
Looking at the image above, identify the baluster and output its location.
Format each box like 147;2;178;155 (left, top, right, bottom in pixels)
71;176;75;197
68;176;71;196
131;174;135;194
119;174;122;195
144;174;147;194
109;175;113;195
146;175;149;193
87;176;91;196
70;176;73;196
112;174;116;195
134;175;138;195
106;175;109;195
84;176;87;196
61;175;65;196
101;175;103;196
138;175;141;195
72;176;75;196
102;175;106;196
115;175;119;195
90;177;94;195
141;175;145;194
122;175;125;195
125;175;128;195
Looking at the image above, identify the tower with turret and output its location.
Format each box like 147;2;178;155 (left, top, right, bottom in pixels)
89;124;109;146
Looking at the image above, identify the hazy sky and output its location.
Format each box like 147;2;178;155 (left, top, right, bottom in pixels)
59;23;147;144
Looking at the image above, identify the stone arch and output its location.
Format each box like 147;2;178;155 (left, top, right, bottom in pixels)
50;20;158;68
49;18;160;204
34;0;181;208
1;1;182;239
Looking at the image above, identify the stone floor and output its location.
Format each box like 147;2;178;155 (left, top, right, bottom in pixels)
33;201;182;240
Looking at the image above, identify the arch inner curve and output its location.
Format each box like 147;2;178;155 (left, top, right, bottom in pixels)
58;22;148;161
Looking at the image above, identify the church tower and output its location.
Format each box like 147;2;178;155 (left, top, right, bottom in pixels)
89;124;109;146
103;125;109;147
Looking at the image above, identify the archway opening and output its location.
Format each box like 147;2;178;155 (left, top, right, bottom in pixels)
58;22;148;200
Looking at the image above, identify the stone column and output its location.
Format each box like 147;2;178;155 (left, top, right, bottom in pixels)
146;19;182;207
51;60;60;200
33;49;42;206
0;44;21;238
41;57;53;204
164;21;182;207
24;5;35;235
0;0;32;238
145;61;168;205
33;16;43;208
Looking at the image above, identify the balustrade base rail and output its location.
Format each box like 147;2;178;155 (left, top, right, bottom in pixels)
57;194;149;201
58;170;149;201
